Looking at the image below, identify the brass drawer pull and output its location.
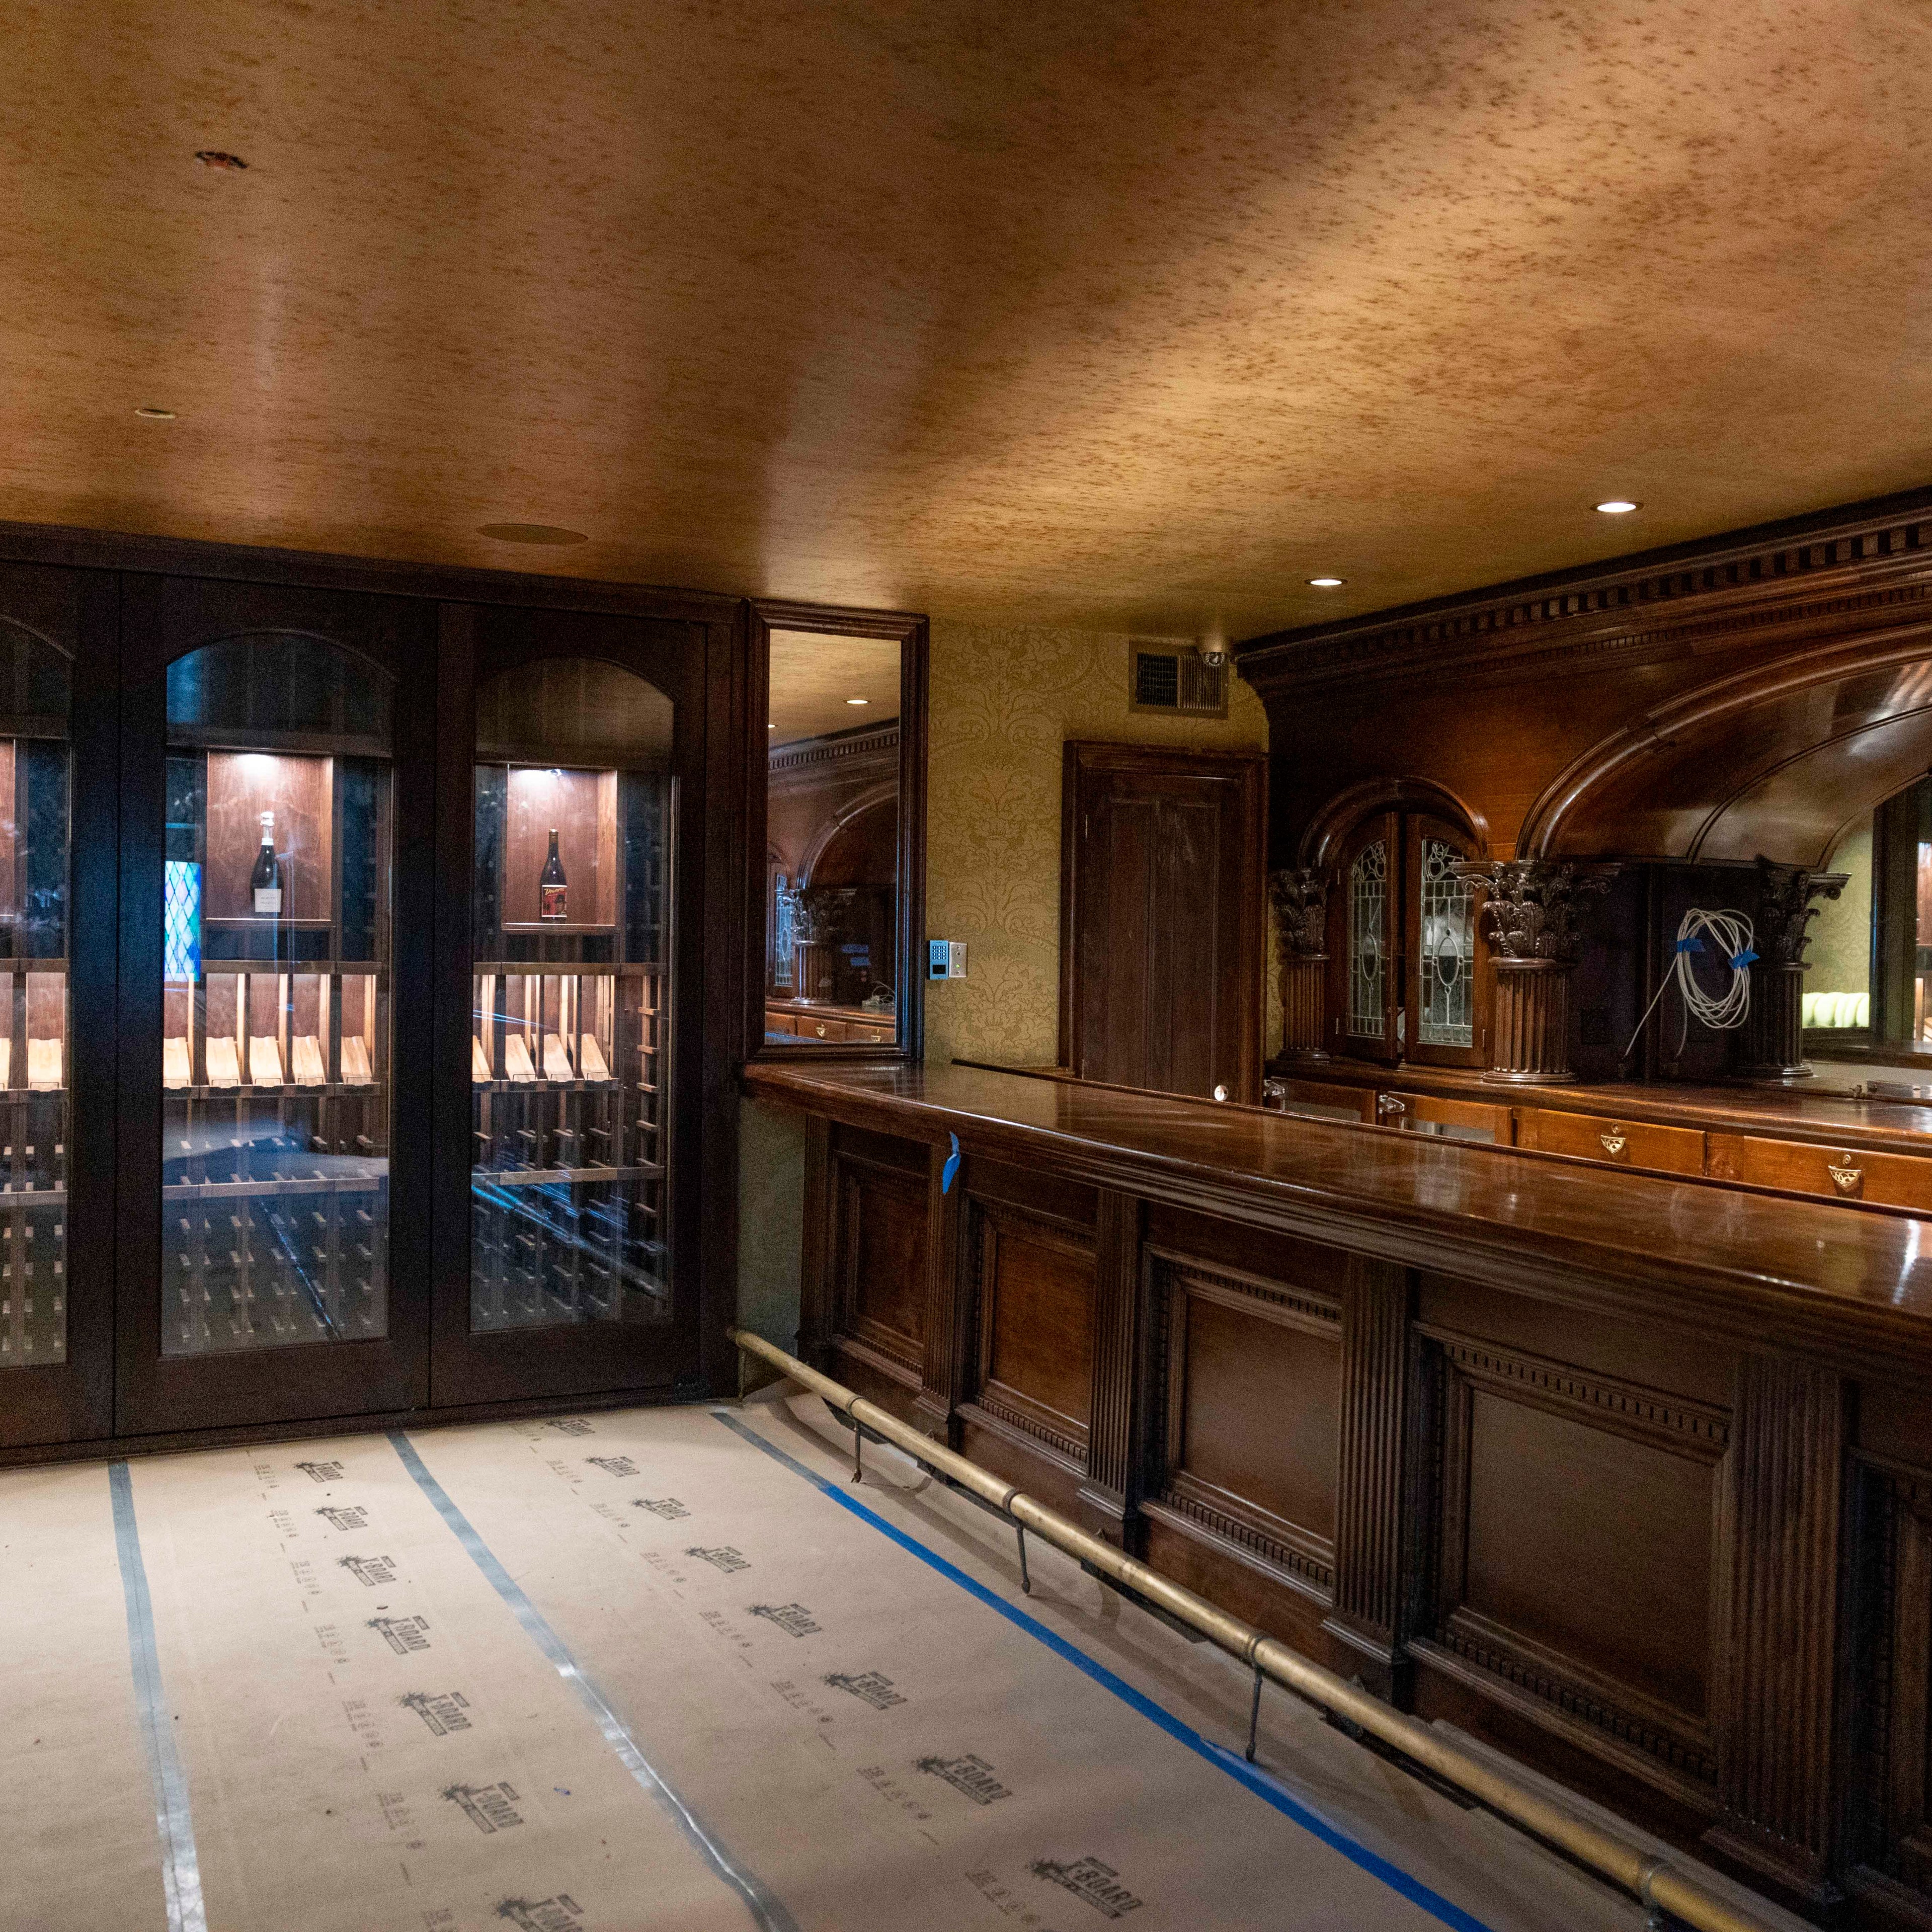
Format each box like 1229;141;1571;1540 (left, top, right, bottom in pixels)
1599;1133;1627;1157
1828;1163;1863;1195
1376;1094;1407;1116
814;1024;828;1038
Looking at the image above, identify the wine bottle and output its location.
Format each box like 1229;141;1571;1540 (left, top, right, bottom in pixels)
539;828;568;922
252;812;281;916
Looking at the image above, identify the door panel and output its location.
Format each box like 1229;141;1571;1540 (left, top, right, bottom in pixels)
429;605;708;1409
0;562;114;1448
116;576;436;1436
1061;743;1266;1102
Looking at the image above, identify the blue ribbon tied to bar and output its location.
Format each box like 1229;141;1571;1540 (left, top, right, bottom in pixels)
941;1133;960;1194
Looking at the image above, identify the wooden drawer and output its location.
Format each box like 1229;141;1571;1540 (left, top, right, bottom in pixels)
796;1015;847;1042
1378;1090;1514;1145
765;1010;797;1036
846;1022;895;1045
1521;1107;1706;1176
1267;1077;1375;1125
1707;1134;1932;1210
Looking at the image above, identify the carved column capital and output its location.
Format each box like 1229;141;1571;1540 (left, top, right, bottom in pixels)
1735;859;1851;1081
1753;858;1849;968
1452;857;1612;966
1267;867;1331;1063
1267;866;1330;961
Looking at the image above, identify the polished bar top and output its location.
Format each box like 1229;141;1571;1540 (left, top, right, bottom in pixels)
744;1058;1932;1376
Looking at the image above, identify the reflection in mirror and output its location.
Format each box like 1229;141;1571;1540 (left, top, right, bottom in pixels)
765;630;901;1048
1808;777;1932;1052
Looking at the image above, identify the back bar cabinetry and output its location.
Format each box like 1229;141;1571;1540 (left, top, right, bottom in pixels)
764;1058;1932;1930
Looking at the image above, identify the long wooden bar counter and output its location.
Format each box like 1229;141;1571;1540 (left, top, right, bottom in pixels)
744;1058;1932;1927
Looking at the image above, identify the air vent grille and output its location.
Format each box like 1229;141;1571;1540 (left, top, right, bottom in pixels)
1130;645;1227;717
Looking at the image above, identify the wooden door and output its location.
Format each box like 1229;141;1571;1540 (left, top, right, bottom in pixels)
1402;811;1488;1069
116;576;436;1436
1059;743;1266;1102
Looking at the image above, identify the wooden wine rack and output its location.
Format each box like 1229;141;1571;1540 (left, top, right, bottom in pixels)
469;960;667;1330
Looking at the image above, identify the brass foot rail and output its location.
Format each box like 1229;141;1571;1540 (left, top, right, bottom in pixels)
729;1326;1777;1932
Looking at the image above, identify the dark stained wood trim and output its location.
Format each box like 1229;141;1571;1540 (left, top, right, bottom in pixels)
797;1112;834;1368
1236;484;1932;698
0;517;739;627
1707;1354;1849;1908
915;1134;965;1440
1077;1188;1142;1540
1323;1256;1414;1693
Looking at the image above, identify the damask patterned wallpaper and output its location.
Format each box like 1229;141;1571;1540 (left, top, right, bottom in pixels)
923;621;1273;1068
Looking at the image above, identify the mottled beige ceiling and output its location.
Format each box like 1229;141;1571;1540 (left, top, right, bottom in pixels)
768;630;901;744
7;2;1932;638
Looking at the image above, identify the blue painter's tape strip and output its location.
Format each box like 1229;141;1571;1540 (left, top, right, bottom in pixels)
1675;935;1702;953
1731;949;1758;971
941;1132;961;1194
110;1462;208;1932
388;1432;799;1932
709;1410;1495;1932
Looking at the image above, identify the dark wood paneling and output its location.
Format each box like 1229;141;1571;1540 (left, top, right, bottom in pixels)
1417;1325;1730;1806
1078;1189;1142;1538
1148;1248;1339;1602
1060;742;1266;1103
968;1196;1096;1470
833;1154;927;1375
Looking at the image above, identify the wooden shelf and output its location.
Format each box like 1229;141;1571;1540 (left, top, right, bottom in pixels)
473;1162;665;1187
164;1173;385;1202
167;1082;382;1100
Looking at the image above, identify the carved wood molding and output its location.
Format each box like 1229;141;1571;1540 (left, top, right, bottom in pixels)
1148;1484;1335;1595
1431;1612;1718;1787
1152;1250;1341;1333
768;719;901;780
1453;858;1613;965
1329;1258;1412;1660
966;1393;1087;1468
1417;1327;1732;1460
1267;866;1330;960
1237;500;1932;700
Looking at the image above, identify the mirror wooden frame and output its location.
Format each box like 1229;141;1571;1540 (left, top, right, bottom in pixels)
746;599;928;1064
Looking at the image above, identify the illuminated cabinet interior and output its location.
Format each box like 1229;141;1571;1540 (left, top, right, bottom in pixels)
161;637;393;1355
470;658;673;1333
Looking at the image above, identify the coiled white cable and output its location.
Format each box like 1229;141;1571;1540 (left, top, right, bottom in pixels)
1622;907;1757;1063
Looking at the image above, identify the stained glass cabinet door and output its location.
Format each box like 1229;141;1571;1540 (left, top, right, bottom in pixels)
1327;812;1400;1064
1402;812;1487;1069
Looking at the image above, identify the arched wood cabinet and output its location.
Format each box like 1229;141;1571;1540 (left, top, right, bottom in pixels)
0;537;750;1459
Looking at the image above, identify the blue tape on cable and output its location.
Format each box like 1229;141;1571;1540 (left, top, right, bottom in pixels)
1675;935;1702;954
941;1132;960;1194
1731;949;1758;971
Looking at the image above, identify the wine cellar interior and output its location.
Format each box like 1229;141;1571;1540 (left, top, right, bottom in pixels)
469;658;673;1334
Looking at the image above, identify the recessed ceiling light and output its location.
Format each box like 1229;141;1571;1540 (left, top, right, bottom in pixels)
133;406;176;420
1595;500;1641;514
846;697;869;705
1307;576;1346;588
768;723;775;730
476;522;589;545
194;150;248;171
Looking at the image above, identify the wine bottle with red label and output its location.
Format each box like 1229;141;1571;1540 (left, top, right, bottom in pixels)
539;828;568;922
252;811;282;916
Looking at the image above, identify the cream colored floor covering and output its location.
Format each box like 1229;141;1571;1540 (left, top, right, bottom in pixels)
2;1393;1803;1932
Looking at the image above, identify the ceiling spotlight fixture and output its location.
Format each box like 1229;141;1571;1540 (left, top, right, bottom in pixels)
1307;576;1346;588
1595;499;1641;514
194;150;248;171
476;522;589;545
845;697;869;705
133;406;177;420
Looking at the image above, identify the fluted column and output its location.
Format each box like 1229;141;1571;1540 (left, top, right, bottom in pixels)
1266;867;1330;1064
1733;859;1847;1083
1454;859;1611;1085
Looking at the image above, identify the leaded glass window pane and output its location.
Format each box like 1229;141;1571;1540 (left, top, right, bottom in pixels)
1348;839;1387;1037
1417;837;1475;1048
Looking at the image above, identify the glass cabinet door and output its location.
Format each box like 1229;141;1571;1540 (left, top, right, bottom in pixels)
161;635;393;1353
469;658;674;1336
0;626;71;1374
117;579;433;1437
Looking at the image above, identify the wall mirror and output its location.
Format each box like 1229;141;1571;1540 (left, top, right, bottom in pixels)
752;603;926;1059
